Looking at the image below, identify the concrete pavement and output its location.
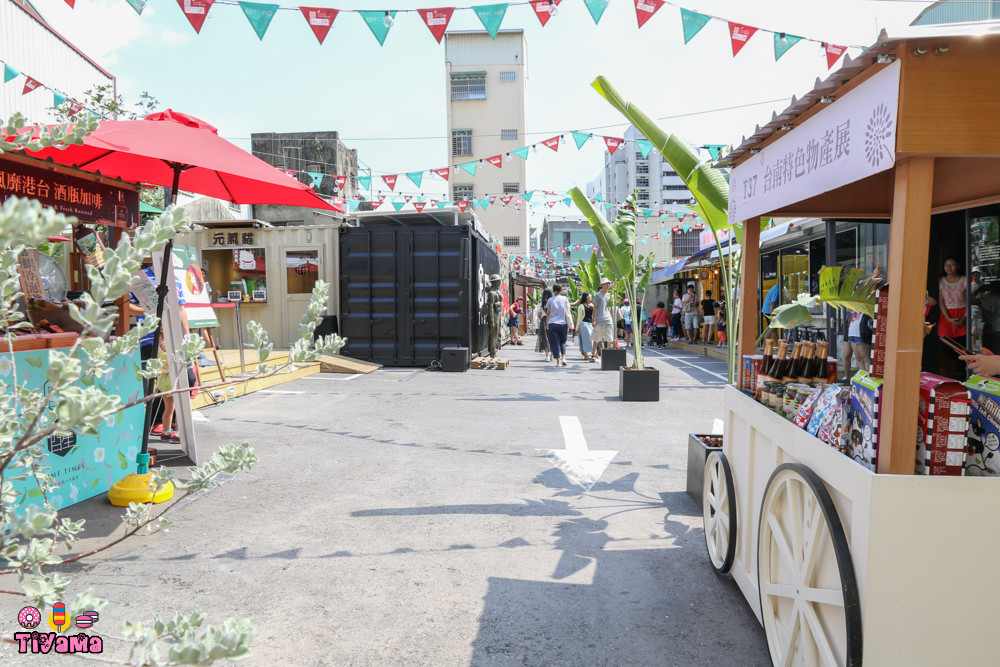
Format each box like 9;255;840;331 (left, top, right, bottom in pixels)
1;336;768;666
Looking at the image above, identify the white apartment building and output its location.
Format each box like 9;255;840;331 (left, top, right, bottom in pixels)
0;0;115;123
600;125;702;262
444;31;529;256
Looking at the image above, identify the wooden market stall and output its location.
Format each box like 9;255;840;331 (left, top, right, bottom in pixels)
703;24;1000;665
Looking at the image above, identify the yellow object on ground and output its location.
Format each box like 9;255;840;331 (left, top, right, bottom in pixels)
108;473;175;506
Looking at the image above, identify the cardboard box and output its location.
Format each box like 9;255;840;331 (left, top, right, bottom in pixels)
965;375;1000;476
848;370;883;471
916;373;970;476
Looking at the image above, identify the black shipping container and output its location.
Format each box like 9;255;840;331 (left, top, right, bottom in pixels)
340;224;501;367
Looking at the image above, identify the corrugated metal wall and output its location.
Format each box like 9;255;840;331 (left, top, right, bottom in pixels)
0;0;114;122
912;0;1000;25
445;31;525;66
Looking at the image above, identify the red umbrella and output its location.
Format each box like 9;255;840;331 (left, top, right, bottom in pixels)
18;109;339;211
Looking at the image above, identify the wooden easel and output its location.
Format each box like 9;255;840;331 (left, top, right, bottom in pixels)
200;326;226;382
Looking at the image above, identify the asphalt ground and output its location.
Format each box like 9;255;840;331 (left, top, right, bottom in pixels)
1;336;768;666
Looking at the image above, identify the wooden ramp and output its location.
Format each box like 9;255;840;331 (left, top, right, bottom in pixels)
190;349;321;410
318;354;381;374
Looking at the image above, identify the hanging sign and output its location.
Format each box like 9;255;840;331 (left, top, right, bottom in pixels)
729;59;901;224
531;0;561;27
22;76;42;95
433;167;451;181
16;249;47;300
176;0;215;33
542;136;560;151
729;22;758;56
486;154;503;168
299;7;338;44
604;136;623;155
381;174;397;190
634;0;664;29
420;7;454;43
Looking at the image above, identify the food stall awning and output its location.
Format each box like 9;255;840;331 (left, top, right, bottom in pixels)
686;221;799;262
649;258;691;284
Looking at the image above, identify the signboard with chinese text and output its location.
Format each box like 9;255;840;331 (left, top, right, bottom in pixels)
0;157;139;227
209;229;257;247
699;228;729;252
16;249;47;300
729;60;901;224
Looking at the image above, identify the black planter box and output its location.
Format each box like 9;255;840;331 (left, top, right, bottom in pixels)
600;348;627;371
686;433;723;505
618;366;659;401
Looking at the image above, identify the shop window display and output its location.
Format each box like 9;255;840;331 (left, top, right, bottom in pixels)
286;250;319;294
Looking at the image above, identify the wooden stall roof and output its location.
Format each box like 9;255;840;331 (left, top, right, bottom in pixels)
719;24;1000;219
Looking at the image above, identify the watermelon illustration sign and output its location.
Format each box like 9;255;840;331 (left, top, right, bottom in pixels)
173;245;219;329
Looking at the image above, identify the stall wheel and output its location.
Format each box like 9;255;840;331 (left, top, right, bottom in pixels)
702;450;737;574
757;463;862;667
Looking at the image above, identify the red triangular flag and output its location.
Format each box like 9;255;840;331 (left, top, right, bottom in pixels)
66;101;84;116
22;77;42;95
404;195;412;202
414;201;427;213
281;169;297;178
329;197;347;213
501;195;513;205
63;0;75;7
299;7;339;45
486;154;503;168
382;174;397;190
542;137;560;151
334;175;346;190
825;43;847;69
728;22;758;57
547;201;556;208
634;0;664;29
419;7;455;44
457;200;469;212
604;136;624;155
531;0;562;27
176;0;215;34
433;167;451;181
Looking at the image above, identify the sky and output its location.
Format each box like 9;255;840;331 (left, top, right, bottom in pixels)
27;0;934;230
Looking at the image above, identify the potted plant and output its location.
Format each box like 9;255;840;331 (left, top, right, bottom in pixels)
686;433;723;504
570;190;657;401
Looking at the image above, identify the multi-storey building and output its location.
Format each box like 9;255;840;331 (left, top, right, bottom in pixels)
444;30;529;256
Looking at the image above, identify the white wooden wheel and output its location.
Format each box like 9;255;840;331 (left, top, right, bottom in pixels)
702;451;736;573
758;464;862;667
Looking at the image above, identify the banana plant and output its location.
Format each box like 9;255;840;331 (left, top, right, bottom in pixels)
570;189;655;369
818;266;879;317
591;76;744;381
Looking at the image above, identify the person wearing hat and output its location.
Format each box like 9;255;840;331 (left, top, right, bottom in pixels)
508;296;524;345
621;298;633;347
592;277;615;358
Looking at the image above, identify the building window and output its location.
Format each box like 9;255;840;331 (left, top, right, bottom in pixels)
503;236;521;247
286;250;319;294
635;152;644;160
453;183;474;200
562;231;572;246
450;72;486;100
663;185;689;191
636;177;649;187
662;170;678;178
636;163;649;174
499;71;516;82
503;182;520;194
636;189;649;202
452;129;473;157
664;198;691;205
500;129;518;141
672;230;701;257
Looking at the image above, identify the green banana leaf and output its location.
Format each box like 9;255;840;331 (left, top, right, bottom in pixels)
592;76;729;233
566;279;580;302
767;303;815;329
588;252;601;293
571;188;631;281
818;266;878;317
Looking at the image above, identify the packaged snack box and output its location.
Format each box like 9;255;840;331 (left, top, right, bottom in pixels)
916;373;970;475
964;375;1000;476
848;370;883;471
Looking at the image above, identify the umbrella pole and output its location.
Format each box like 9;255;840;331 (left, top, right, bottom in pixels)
109;170;181;506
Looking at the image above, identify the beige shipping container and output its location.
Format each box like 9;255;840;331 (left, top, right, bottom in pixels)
175;223;342;350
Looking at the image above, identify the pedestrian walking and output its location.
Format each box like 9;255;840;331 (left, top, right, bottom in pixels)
575;293;596;362
546;284;571;367
535;287;552;362
508;297;524;345
592;277;615;358
682;284;699;343
651;301;669;348
716;300;728;348
621;299;633;347
671;290;683;341
701;289;720;345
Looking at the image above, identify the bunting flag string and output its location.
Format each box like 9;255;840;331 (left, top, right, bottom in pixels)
54;0;861;70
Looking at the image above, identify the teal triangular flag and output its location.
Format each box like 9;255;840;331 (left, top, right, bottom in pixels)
4;64;19;83
473;4;508;39
522;191;534;202
571;132;591;149
308;172;324;187
53;91;67;107
476;198;490;210
604;202;614;210
562;198;572;207
683;225;691;233
360;11;397;46
460;161;478;176
407;172;423;188
124;0;147;14
511;146;530;160
593;193;603;202
680;9;710;44
774;33;804;61
392;201;406;212
636;139;654;159
347;199;361;211
238;2;278;41
583;0;609;25
436;201;450;210
642;238;649;245
642;208;653;218
358;175;371;190
705;144;726;161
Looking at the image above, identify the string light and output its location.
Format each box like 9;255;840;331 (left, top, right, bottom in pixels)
382;10;394;28
548;0;558;17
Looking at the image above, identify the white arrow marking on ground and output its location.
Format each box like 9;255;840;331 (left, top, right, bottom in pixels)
547;416;618;491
